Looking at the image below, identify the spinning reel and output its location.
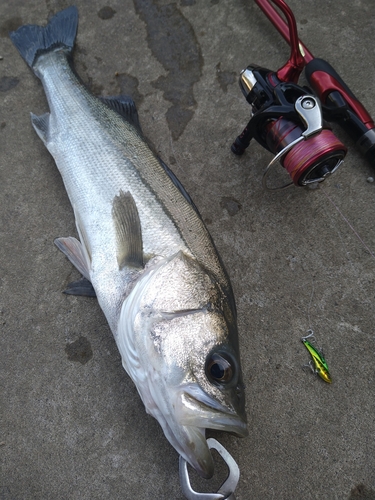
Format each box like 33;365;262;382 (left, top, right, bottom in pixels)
231;0;350;190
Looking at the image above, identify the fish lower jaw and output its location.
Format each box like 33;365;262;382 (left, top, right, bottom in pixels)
181;417;248;439
177;391;248;438
178;427;215;479
164;392;248;477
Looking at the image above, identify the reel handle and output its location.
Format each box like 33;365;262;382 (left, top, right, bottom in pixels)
305;58;375;165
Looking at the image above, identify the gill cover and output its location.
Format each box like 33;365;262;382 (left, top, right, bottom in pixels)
116;251;247;477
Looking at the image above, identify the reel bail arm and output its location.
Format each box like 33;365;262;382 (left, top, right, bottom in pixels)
262;95;343;190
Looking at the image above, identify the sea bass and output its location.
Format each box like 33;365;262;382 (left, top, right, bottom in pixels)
10;6;247;478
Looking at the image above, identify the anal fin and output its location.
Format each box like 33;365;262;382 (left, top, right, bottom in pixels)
31;112;50;145
112;190;143;270
55;236;91;280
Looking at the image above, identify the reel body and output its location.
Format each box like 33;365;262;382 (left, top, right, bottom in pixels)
232;65;347;190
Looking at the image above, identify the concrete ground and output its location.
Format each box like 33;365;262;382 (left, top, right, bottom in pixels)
1;1;375;499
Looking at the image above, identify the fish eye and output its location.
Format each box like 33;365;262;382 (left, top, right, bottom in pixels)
205;352;235;385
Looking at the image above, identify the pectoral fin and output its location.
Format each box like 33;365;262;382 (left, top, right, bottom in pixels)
64;278;96;298
112;190;144;270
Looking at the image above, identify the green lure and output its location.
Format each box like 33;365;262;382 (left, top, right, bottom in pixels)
301;332;332;384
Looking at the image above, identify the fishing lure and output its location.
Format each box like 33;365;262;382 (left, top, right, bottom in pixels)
301;331;332;384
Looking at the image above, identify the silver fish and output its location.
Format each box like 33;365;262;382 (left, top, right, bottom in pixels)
10;6;247;478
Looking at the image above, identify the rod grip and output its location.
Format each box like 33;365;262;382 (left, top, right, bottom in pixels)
305;58;357;101
305;58;375;165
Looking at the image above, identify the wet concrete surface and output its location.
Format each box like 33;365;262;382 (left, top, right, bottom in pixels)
1;1;375;499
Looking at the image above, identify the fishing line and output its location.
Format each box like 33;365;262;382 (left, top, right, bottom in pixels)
305;185;374;335
306;279;315;332
320;186;375;261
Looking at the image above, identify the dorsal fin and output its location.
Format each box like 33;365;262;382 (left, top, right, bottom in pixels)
101;95;201;216
101;95;200;217
100;95;142;133
157;156;201;216
112;190;144;270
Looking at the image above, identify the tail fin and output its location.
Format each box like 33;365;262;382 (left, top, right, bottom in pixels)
9;6;78;70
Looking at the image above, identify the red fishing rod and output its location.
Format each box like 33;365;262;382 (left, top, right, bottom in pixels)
232;0;374;190
254;0;375;167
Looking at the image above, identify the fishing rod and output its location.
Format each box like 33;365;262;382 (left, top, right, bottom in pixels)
231;0;375;190
255;0;375;165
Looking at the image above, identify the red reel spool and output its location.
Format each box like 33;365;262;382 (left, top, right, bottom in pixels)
265;118;347;186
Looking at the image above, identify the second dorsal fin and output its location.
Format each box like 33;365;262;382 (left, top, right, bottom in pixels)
100;95;142;133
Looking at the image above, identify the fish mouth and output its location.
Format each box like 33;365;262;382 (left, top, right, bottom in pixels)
179;390;248;436
174;385;248;478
